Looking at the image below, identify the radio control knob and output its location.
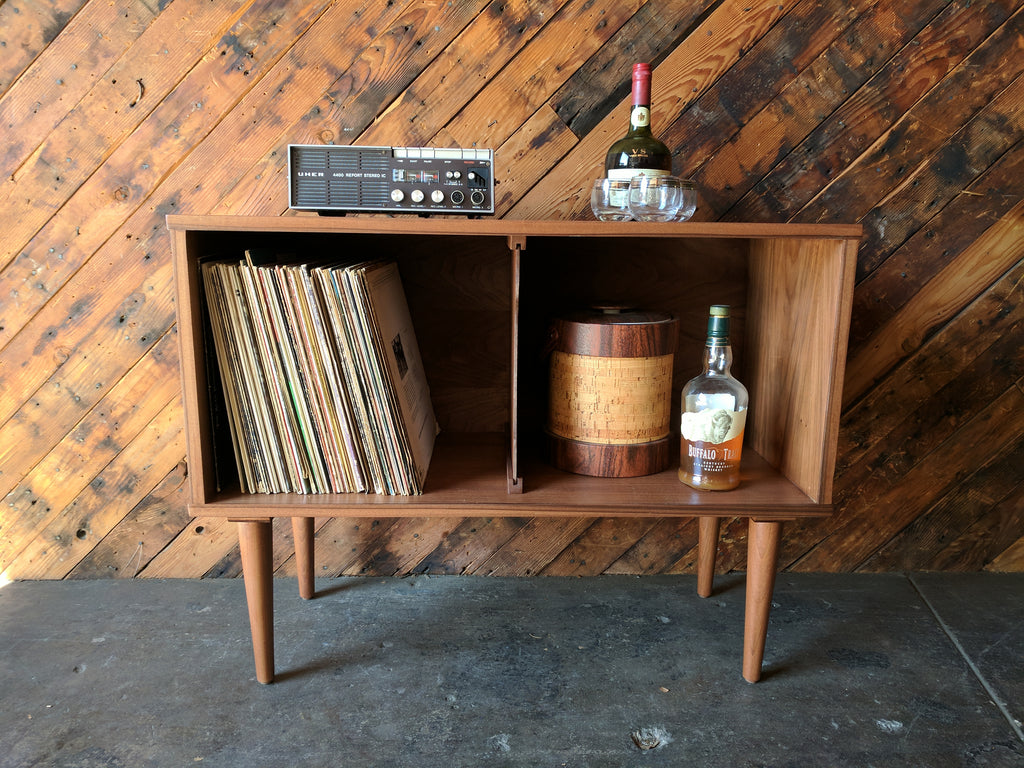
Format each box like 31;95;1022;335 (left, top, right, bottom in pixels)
410;189;425;203
431;190;445;204
390;189;405;202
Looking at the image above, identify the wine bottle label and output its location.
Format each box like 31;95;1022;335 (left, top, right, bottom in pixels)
630;106;651;128
608;185;629;207
606;167;670;180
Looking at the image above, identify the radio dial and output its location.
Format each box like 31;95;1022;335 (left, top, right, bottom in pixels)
390;189;404;202
410;189;425;203
431;190;445;203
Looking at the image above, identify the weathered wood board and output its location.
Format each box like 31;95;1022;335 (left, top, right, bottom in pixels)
0;0;1021;579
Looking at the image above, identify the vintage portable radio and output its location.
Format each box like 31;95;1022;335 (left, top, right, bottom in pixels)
288;144;495;215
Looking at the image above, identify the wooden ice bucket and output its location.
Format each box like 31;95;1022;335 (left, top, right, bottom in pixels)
546;307;678;477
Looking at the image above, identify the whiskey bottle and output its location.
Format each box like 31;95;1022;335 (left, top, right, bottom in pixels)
604;63;672;180
678;305;748;491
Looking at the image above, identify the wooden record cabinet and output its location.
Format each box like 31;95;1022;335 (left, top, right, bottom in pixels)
169;215;860;684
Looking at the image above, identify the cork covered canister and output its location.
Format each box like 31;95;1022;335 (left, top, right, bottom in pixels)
547;307;678;477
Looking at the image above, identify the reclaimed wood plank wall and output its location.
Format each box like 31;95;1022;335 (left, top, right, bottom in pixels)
1;0;1021;580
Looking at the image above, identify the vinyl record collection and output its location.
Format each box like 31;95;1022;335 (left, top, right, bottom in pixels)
201;253;437;496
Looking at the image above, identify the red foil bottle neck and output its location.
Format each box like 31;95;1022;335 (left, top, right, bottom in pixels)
631;63;652;106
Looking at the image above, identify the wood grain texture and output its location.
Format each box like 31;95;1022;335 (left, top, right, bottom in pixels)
0;0;1021;579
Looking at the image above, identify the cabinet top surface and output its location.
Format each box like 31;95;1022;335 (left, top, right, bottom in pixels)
166;214;862;240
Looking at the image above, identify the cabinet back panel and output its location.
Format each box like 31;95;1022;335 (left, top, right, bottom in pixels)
516;236;749;450
184;229;513;437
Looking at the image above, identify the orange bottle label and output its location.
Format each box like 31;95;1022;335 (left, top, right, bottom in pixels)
678;409;746;490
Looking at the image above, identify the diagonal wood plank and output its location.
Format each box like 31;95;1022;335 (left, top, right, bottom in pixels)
550;0;714;138
415;517;532;575
473;518;594;576
793;7;1024;236
847;137;1024;350
139;515;251;579
3;396;185;579
838;260;1024;479
838;270;1024;522
0;0;87;97
0;0;426;428
0;0;333;351
985;518;1024;571
67;459;190;578
0;0;163;202
361;0;571;148
492;103;577;215
0;329;180;565
508;0;794;220
844;204;1024;406
929;484;1024;572
350;517;467;576
795;386;1024;571
663;0;881;180
540;518;659;576
725;0;1021;223
698;0;952;217
0;0;258;269
604;519;700;575
851;74;1024;279
210;0;563;216
442;0;644;151
862;438;1024;571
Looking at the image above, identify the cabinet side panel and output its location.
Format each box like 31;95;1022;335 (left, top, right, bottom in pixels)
819;239;858;502
171;228;216;504
745;238;853;503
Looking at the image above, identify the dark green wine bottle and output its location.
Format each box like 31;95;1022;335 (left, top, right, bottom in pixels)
604;63;672;180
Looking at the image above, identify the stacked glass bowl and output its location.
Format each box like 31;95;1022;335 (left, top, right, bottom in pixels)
591;176;697;222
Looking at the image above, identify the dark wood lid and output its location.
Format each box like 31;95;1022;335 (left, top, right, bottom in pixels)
551;307;678;357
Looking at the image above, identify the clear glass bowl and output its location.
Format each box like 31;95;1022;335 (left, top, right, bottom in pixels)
675;179;698;221
628;176;683;222
590;178;633;221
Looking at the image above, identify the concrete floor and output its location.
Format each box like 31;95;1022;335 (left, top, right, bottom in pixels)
1;573;1022;767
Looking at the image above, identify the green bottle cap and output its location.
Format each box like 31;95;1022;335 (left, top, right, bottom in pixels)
707;305;730;343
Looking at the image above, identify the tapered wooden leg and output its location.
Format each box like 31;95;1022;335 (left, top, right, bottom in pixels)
237;520;274;684
291;517;315;600
697;516;721;598
743;519;782;683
